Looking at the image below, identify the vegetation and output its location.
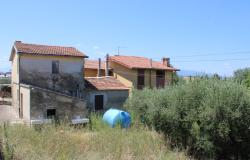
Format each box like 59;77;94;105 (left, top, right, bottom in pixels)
0;115;186;160
125;79;250;159
0;78;11;84
234;68;250;88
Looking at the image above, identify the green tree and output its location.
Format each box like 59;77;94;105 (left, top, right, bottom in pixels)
234;68;250;88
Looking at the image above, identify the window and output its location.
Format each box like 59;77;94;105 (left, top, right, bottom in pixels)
52;61;59;74
47;109;56;119
109;70;113;76
156;70;165;88
137;69;145;89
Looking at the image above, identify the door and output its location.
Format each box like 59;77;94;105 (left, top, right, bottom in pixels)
95;95;104;110
20;93;23;118
47;109;56;119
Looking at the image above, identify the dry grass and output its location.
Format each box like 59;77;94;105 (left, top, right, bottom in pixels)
0;116;187;160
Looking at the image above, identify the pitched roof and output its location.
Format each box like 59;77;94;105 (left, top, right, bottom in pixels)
85;60;111;70
10;41;87;60
109;55;179;71
85;77;129;90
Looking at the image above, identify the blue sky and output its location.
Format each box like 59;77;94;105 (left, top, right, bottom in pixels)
1;0;250;76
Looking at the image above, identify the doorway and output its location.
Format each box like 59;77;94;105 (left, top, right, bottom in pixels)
94;95;104;110
47;109;56;119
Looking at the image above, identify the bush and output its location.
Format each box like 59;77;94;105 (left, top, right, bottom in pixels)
125;79;250;159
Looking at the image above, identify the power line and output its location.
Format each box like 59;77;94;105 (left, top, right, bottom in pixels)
171;51;250;58
149;51;250;61
172;58;250;63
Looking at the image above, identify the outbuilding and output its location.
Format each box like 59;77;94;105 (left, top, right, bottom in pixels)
85;77;129;111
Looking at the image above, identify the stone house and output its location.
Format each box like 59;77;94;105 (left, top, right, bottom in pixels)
9;41;130;125
10;41;89;124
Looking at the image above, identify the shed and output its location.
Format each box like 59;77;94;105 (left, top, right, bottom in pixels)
85;77;129;111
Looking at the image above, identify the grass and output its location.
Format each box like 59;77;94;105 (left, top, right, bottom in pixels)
0;115;187;160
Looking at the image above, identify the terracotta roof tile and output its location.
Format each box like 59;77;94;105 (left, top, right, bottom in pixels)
85;77;129;90
85;60;111;70
109;55;179;71
13;41;87;58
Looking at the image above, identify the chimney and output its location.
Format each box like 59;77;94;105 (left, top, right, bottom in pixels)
105;54;109;76
162;57;170;67
97;58;101;77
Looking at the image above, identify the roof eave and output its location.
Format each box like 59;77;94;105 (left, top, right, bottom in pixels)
17;52;88;58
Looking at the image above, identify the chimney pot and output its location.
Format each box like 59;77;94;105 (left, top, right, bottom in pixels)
162;57;170;67
105;54;109;76
97;58;101;77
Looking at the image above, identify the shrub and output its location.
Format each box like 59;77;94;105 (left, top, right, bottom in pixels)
125;79;250;159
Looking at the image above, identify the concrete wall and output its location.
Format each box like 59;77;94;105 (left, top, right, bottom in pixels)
87;90;129;111
30;87;88;121
11;52;19;83
19;54;85;97
20;85;30;122
11;51;20;110
12;83;19;109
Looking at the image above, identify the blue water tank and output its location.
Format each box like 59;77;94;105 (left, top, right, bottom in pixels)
103;108;131;128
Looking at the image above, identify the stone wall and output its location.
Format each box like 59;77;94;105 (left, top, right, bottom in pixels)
19;54;85;98
30;87;88;121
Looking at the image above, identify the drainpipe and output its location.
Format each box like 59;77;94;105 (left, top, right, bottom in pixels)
97;58;101;77
105;54;109;76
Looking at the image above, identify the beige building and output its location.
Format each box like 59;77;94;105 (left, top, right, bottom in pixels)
83;55;179;90
109;55;179;90
84;59;112;77
10;41;89;124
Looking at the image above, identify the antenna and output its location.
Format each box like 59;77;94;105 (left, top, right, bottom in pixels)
117;46;127;55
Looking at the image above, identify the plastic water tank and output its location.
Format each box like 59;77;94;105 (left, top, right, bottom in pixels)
103;108;131;128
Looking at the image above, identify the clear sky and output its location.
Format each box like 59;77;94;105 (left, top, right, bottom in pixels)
1;0;250;76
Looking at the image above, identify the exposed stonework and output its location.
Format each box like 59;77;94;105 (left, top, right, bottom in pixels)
30;87;88;121
20;68;84;97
